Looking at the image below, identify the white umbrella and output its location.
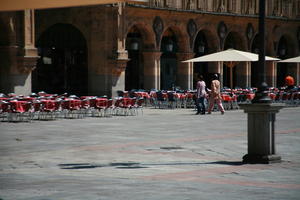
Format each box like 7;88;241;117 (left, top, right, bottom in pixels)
278;56;300;86
183;49;280;89
183;49;280;62
278;56;300;63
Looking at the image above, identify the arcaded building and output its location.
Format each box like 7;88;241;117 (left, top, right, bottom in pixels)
0;0;299;97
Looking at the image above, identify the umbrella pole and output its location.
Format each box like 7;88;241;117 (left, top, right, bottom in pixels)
297;63;300;86
230;65;233;90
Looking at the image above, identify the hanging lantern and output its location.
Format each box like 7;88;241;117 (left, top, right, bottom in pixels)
165;39;174;52
130;39;139;51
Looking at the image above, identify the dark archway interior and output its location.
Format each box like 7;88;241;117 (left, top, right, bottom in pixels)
223;32;243;88
125;27;143;91
251;34;260;87
33;23;88;96
160;29;178;90
277;36;289;87
193;31;209;88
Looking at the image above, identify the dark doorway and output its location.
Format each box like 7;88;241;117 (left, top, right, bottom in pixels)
251;34;260;88
160;33;178;90
223;33;239;88
33;23;87;96
277;37;289;87
193;31;209;88
125;28;143;91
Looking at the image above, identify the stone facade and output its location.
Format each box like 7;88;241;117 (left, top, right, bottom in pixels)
0;0;299;96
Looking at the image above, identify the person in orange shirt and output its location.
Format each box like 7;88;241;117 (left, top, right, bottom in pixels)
285;75;295;91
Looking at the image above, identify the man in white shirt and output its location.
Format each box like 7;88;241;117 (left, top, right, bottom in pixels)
195;75;207;115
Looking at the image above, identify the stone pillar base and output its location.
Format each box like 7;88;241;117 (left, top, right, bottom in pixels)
243;154;281;164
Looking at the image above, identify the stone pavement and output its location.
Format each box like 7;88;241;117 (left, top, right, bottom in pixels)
0;106;300;200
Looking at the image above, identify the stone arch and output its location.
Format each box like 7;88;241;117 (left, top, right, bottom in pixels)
192;29;219;87
192;29;219;53
160;25;189;52
272;25;298;56
125;23;156;51
160;27;179;90
276;34;298;87
34;23;88;96
224;31;247;50
223;31;248;88
124;25;148;90
276;34;297;58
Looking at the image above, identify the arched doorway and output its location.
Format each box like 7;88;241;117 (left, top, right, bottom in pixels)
160;29;178;90
276;36;289;87
193;31;209;88
223;32;245;88
0;18;11;93
33;23;87;96
251;34;260;87
125;26;143;91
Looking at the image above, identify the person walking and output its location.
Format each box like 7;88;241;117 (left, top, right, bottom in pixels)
195;75;207;115
207;74;225;114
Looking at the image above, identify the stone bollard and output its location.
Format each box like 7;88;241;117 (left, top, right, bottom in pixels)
239;103;284;164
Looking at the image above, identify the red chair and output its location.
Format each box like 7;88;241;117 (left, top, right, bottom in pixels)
134;98;144;115
62;99;82;118
8;100;32;122
0;101;10;121
119;98;135;116
104;99;114;117
31;100;43;120
221;94;230;110
112;98;122;116
231;94;239;109
93;98;108;117
185;92;195;109
80;98;91;117
40;100;57;120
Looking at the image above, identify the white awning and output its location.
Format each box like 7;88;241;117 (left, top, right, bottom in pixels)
278;56;300;63
183;49;280;63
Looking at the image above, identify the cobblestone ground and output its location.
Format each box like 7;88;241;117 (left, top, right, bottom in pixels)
0;106;300;200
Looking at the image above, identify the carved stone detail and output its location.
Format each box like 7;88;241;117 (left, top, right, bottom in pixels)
153;16;164;46
218;21;227;39
187;19;197;49
111;58;129;76
246;23;254;40
17;56;38;74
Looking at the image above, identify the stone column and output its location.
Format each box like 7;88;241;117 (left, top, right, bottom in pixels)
109;2;129;97
142;51;162;90
239;103;284;164
0;10;38;95
176;52;195;90
16;10;39;95
111;56;129;98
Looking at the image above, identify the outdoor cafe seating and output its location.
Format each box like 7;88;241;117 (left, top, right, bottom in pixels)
1;86;299;122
